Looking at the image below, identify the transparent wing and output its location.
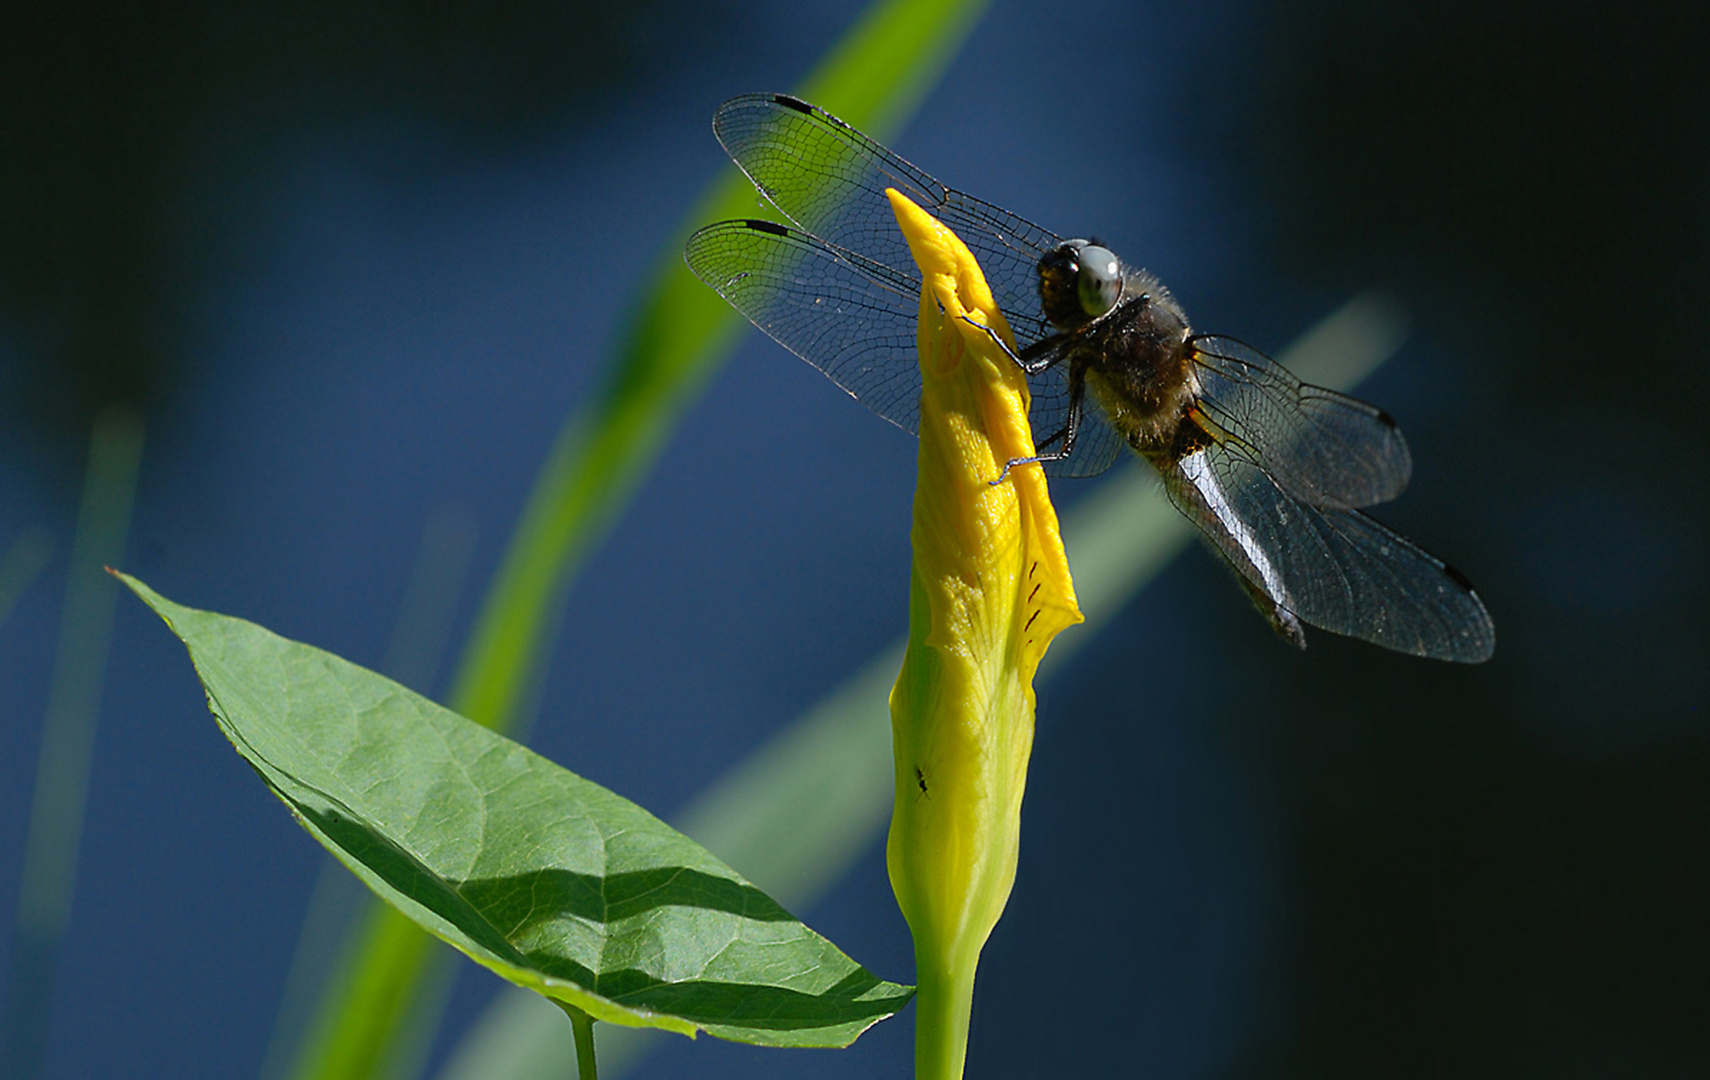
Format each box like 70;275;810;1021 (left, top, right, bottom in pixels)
686;219;924;433
1032;349;1129;478
686;219;1127;479
1049;418;1129;477
1160;438;1494;662
712;93;1063;352
1189;335;1412;508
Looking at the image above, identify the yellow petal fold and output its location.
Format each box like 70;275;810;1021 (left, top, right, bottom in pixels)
883;189;1081;1080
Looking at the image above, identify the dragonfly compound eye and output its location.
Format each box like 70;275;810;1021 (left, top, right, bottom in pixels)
1037;240;1096;329
1074;244;1122;318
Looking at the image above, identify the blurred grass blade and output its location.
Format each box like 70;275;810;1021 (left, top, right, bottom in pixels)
280;2;990;1079
433;293;1412;1080
447;0;990;737
3;406;144;1080
123;575;913;1046
381;505;482;693
0;526;53;628
255;864;369;1080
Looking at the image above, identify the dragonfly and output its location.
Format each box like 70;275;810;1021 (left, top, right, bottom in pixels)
684;93;1495;663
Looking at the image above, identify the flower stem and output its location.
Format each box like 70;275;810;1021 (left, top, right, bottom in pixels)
912;951;977;1080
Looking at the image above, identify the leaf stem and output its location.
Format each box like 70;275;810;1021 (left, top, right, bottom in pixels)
563;1004;597;1080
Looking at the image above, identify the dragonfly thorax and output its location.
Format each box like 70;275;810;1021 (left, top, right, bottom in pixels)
1072;272;1195;456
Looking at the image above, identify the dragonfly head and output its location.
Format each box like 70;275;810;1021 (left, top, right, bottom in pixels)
1037;240;1123;330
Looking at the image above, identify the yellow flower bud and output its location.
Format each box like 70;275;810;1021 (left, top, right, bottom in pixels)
884;189;1082;1080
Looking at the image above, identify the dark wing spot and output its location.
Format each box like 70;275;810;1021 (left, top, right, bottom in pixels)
1441;560;1478;592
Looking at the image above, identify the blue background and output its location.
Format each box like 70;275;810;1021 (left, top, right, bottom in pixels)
2;0;1706;1077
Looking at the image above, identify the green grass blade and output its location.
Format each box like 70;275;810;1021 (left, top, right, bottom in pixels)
4;408;144;1080
0;526;53;629
447;0;989;736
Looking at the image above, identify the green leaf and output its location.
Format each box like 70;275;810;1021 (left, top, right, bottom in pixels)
120;573;912;1049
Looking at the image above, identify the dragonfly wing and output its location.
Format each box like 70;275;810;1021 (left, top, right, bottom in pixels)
685;219;924;434
1190;335;1412;508
712;94;1063;352
701;96;1125;479
685;218;1127;477
1159;438;1494;662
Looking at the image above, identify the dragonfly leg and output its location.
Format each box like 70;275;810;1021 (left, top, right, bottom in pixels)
991;365;1085;484
958;315;1066;375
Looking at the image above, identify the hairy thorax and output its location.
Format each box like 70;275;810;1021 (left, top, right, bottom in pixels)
1075;272;1196;457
